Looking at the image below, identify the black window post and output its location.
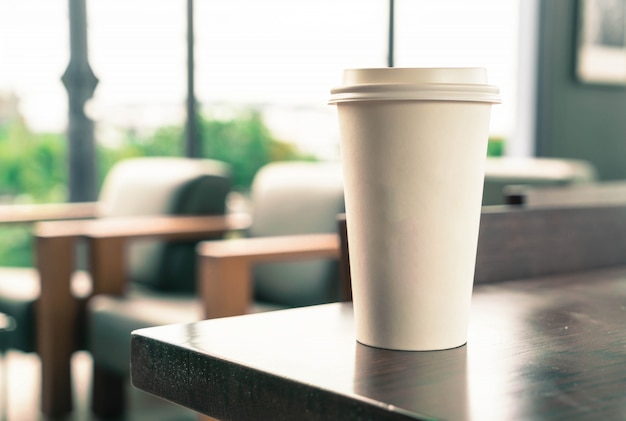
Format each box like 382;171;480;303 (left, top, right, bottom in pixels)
388;0;395;68
185;0;202;158
63;0;98;202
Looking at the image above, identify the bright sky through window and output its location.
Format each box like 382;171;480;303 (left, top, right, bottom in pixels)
0;0;519;158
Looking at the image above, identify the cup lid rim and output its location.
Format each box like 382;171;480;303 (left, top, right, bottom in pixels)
329;82;501;104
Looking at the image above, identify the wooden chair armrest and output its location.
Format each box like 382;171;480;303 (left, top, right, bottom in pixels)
0;201;99;224
85;214;250;240
197;233;339;260
197;234;340;319
85;213;251;240
34;213;251;240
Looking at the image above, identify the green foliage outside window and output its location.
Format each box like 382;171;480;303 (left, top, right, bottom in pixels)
0;121;68;203
487;136;505;157
106;110;316;190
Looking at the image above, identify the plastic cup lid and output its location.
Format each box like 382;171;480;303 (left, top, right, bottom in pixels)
329;67;501;104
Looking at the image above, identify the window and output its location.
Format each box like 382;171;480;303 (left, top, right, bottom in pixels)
1;1;521;159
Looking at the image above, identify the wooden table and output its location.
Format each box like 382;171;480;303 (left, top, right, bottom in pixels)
131;266;626;421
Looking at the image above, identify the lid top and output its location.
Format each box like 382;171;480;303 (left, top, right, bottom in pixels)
342;67;488;86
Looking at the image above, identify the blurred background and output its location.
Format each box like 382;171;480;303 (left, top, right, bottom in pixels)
0;0;520;199
0;1;519;154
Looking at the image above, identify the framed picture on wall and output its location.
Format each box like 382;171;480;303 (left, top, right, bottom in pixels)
576;0;626;85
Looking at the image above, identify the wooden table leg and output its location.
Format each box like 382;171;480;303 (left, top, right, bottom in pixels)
36;234;78;417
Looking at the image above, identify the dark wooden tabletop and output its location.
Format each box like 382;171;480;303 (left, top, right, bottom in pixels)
131;266;626;421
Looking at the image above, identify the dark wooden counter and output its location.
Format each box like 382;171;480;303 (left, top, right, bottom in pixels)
131;266;626;421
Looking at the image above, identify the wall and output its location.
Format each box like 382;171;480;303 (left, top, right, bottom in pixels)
536;0;626;180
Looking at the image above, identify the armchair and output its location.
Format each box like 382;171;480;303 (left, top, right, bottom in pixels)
86;161;346;418
0;156;235;418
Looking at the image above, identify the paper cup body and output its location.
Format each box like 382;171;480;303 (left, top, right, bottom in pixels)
330;68;500;351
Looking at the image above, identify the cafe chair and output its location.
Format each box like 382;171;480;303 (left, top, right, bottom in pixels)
85;161;346;418
0;156;234;418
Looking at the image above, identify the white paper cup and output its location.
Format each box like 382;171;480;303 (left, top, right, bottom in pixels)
330;68;500;351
